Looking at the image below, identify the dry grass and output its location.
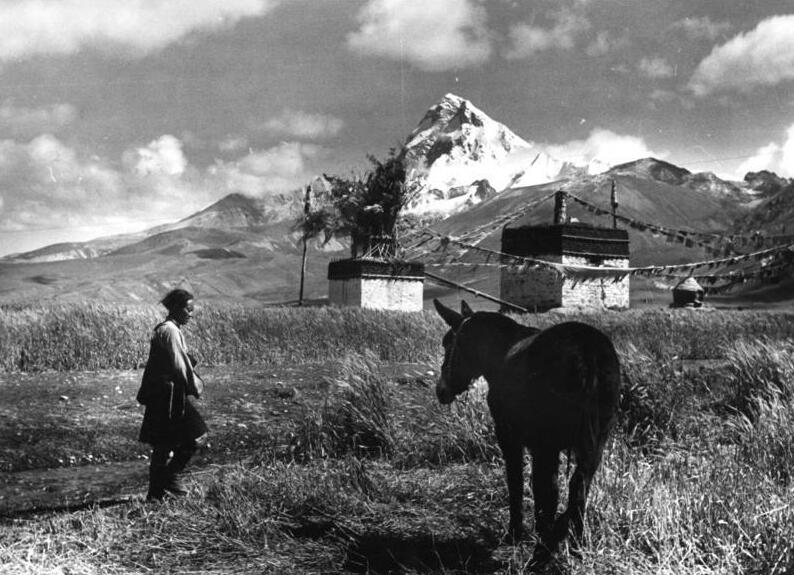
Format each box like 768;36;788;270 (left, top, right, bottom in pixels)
2;306;794;573
0;304;445;372
3;303;794;372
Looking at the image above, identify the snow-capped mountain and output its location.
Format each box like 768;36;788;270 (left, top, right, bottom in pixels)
401;93;575;215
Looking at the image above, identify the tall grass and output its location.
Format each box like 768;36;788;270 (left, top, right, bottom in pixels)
0;304;446;372
521;308;794;361
721;337;794;419
3;303;794;372
287;351;395;461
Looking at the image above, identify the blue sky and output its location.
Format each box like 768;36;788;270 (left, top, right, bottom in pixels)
1;0;794;255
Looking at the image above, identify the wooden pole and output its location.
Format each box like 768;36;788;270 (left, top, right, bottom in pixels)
298;184;311;306
424;271;529;313
610;179;618;229
553;190;568;224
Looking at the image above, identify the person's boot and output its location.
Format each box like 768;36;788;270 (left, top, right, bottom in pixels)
164;442;196;496
164;474;189;496
146;446;170;501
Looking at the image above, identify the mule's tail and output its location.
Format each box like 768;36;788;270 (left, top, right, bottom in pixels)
596;339;622;444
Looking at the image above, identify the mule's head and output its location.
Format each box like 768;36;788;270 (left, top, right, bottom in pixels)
433;298;482;405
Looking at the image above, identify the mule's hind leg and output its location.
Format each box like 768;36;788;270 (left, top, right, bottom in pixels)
562;449;601;550
530;447;561;563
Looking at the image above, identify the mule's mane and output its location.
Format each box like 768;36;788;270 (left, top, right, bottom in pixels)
470;312;539;348
467;312;541;361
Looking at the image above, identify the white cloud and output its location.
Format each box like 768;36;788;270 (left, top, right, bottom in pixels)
689;15;794;96
735;124;794;178
262;110;344;139
218;136;249;153
0;135;126;231
125;135;188;177
0;101;77;138
545;128;660;173
585;30;627;57
638;57;674;79
0;135;319;253
209;142;321;196
347;0;492;71
504;8;590;59
0;0;279;61
671;16;731;41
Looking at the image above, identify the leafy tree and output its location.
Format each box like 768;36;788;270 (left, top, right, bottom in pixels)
297;149;416;259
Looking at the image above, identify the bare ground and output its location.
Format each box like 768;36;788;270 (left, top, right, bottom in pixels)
0;362;435;516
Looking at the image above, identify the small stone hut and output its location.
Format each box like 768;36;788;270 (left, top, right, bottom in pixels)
327;258;425;312
500;222;630;312
671;276;704;308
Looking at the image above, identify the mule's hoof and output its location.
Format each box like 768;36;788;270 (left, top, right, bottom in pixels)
506;524;524;544
528;544;553;571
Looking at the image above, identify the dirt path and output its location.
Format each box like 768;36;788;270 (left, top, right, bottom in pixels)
0;460;146;515
0;452;251;516
0;361;435;517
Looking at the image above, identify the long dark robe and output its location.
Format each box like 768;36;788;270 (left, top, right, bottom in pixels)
136;320;207;445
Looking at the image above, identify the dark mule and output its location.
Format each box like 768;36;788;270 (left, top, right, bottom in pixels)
433;299;620;565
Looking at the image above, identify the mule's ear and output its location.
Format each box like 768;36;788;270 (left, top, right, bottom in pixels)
434;298;463;329
461;300;474;317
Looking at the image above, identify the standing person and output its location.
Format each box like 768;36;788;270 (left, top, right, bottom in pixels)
136;288;208;501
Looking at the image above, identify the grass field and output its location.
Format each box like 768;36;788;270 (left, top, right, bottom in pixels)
1;304;794;574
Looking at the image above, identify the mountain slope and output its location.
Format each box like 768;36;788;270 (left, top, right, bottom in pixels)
609;158;747;201
402;93;572;215
420;159;764;308
430;161;743;267
732;173;794;235
149;192;301;234
1;192;305;264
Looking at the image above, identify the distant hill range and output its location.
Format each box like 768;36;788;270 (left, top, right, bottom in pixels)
1;93;792;307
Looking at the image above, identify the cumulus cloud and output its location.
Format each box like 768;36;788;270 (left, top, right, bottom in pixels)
347;0;492;71
262;110;344;139
735;124;794;178
671;16;731;41
689;15;794;96
0;101;77;138
638;57;675;79
504;7;590;59
218;136;249;154
0;0;279;61
0;135;320;253
545;128;661;173
209;142;322;196
585;30;627;57
125;135;188;177
0;135;126;232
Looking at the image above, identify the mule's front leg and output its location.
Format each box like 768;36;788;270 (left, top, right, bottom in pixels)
500;439;525;541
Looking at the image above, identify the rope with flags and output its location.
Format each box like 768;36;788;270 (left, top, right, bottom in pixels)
404;225;794;295
397;190;557;259
391;181;794;297
413;227;793;278
565;190;794;255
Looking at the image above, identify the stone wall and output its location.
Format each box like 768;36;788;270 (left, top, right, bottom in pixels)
500;254;630;311
328;276;424;311
560;255;630;310
500;255;564;312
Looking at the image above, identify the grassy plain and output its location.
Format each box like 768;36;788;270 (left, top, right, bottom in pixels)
1;304;794;574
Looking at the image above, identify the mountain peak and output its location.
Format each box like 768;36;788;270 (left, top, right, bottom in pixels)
401;93;567;215
609;157;692;185
608;157;747;200
405;93;529;160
